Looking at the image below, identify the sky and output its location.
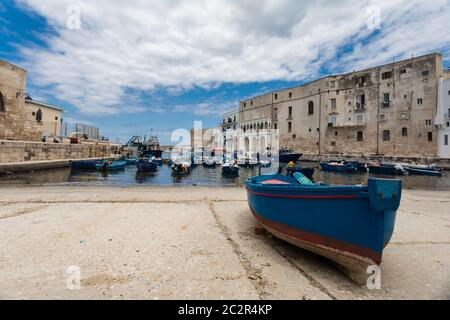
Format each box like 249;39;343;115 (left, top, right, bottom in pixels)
1;0;449;145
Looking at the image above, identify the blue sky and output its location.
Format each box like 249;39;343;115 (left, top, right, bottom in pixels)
1;0;449;145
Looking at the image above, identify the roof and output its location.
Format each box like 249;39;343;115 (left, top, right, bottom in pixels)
29;100;63;112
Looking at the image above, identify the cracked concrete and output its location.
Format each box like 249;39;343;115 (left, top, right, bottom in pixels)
0;186;449;300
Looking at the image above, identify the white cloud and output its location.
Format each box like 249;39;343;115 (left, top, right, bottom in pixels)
14;0;450;115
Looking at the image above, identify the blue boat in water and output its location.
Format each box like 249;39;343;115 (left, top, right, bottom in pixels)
320;161;357;173
136;159;158;173
221;162;240;176
95;160;127;171
124;158;139;165
70;160;103;170
246;174;402;283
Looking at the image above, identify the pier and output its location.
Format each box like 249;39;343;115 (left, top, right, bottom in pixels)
0;186;448;299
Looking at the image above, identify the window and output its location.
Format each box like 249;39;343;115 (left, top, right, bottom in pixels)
380;114;386;121
308;101;314;115
234;116;236;122
288;106;293;118
444;135;448;146
356;114;365;125
243;102;246;107
331;141;336;146
274;93;278;100
289;92;292;98
55;116;58;121
288;122;292;132
428;132;433;142
402;127;408;136
382;71;393;80
417;98;423;105
331;99;336;109
425;120;432;127
273;123;277;130
335;131;338;136
356;94;365;110
357;131;364;142
292;135;296;139
329;116;337;127
36;109;43;122
357;76;366;86
0;92;4;112
273;108;278;121
330;81;336;88
250;101;253;106
422;70;430;77
383;130;390;142
400;69;407;74
382;93;390;107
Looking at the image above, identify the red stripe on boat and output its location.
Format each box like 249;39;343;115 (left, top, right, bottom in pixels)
247;189;359;199
252;211;382;264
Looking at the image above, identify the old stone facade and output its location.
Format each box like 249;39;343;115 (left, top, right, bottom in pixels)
0;60;40;141
239;53;447;157
25;100;63;138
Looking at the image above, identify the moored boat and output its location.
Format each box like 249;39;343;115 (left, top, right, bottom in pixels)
70;160;103;170
95;160;127;171
136;159;158;173
203;158;216;168
221;162;240;176
278;148;303;164
246;174;402;283
406;167;443;177
320;161;357;173
124;158;139;165
369;164;407;176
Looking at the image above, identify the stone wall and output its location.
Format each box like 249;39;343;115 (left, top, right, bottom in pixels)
0;140;121;164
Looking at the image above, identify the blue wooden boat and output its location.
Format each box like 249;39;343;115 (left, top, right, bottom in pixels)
246;174;402;283
136;159;158;173
70;160;102;170
203;158;216;168
172;161;192;175
95;160;126;171
320;162;357;173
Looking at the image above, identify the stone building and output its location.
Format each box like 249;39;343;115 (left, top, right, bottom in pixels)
25;100;63;139
436;76;450;158
0;60;40;141
239;53;448;158
0;60;62;142
221;109;239;151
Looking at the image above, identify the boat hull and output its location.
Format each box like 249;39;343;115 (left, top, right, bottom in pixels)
320;162;357;173
70;160;102;170
407;168;442;177
222;166;240;175
96;161;127;171
136;160;158;172
246;176;401;283
279;153;302;164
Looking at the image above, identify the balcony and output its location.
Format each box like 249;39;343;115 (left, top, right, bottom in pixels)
354;103;366;112
381;101;390;108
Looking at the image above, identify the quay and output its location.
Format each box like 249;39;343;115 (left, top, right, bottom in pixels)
0;186;448;300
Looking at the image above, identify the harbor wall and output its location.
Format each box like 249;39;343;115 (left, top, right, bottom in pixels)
0;140;121;164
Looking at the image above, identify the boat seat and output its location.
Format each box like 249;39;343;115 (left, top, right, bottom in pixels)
293;172;315;185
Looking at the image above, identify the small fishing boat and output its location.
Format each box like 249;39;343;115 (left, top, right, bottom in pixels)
406;167;443;177
320;161;357;173
369;164;407;176
95;160;126;171
278;148;303;164
222;162;240;176
153;158;163;167
171;158;192;175
136;159;158;173
203;158;216;168
259;160;272;168
246;174;402;283
70;160;103;170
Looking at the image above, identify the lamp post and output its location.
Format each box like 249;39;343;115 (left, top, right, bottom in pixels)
16;92;33;104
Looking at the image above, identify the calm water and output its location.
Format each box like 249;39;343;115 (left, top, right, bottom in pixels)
0;161;449;190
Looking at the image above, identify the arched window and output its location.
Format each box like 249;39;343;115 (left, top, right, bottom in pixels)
308;101;314;115
0;92;5;112
36;108;43;122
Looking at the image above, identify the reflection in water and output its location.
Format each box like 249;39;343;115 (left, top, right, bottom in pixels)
0;161;448;190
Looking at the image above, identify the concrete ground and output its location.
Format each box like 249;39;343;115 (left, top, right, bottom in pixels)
0;186;449;300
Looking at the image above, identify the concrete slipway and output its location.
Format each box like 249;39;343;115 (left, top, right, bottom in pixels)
0;186;449;300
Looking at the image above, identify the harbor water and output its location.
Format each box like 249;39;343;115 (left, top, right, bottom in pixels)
0;161;449;190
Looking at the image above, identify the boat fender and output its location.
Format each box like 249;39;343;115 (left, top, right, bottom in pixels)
368;179;402;212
